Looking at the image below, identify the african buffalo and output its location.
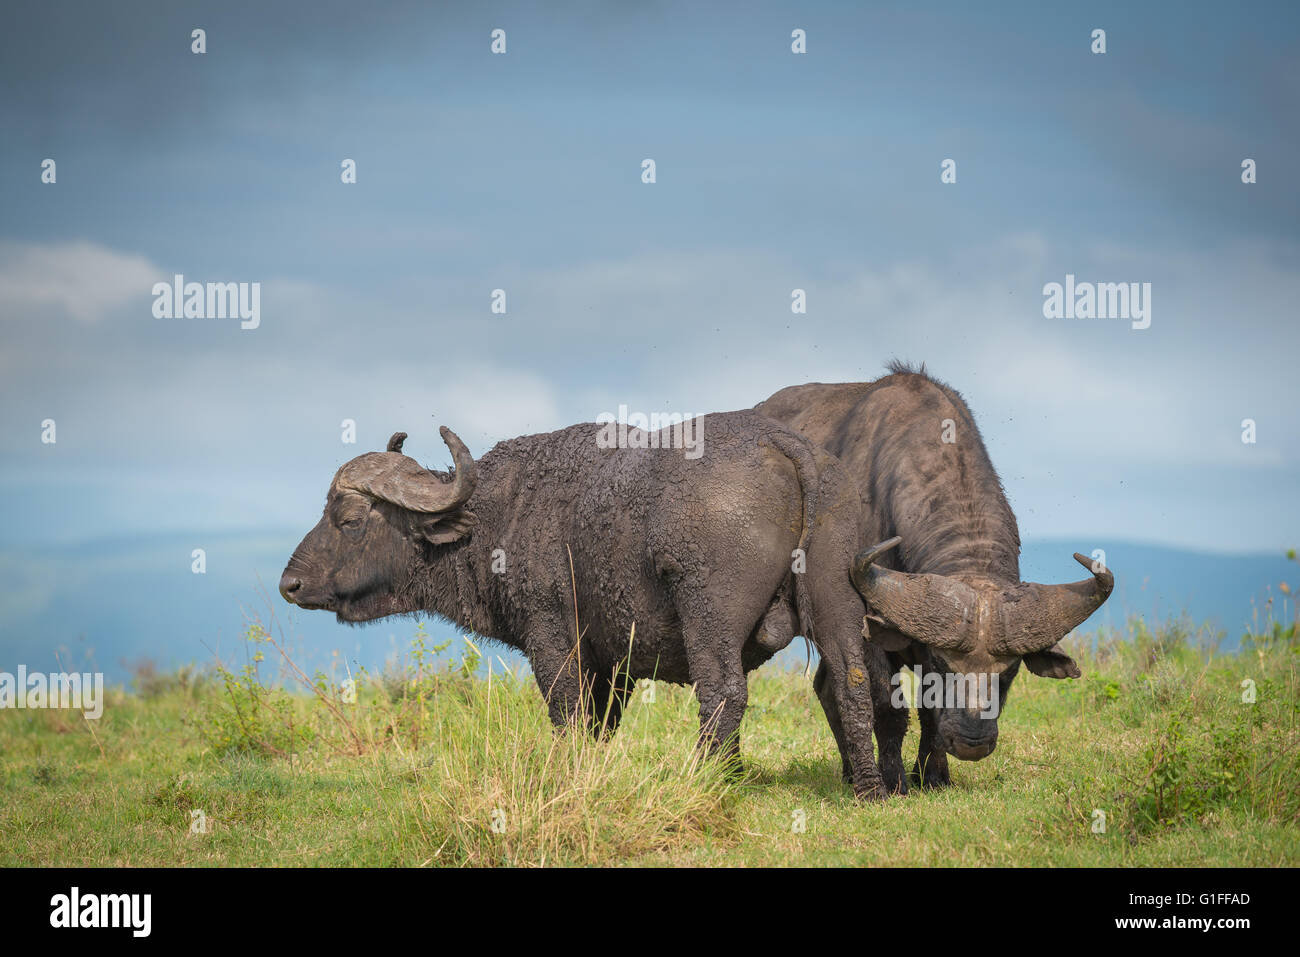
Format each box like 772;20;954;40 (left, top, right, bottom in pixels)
280;411;890;798
757;362;1113;792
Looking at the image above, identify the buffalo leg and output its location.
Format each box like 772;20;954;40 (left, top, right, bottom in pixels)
816;655;907;794
588;666;635;738
873;700;909;795
527;622;590;729
689;648;748;771
676;615;750;771
671;577;772;772
806;566;885;797
814;637;885;799
868;643;909;795
805;459;887;800
812;659;852;783
912;705;952;789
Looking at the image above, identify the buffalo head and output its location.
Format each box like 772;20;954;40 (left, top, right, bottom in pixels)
851;537;1112;760
279;427;477;623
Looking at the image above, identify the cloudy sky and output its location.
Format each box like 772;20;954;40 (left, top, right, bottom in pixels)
2;0;1297;563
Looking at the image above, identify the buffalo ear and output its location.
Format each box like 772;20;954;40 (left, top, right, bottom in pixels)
863;615;911;652
417;510;475;545
1023;644;1081;679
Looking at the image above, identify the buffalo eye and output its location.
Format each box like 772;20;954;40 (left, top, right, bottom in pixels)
331;497;371;537
338;513;369;540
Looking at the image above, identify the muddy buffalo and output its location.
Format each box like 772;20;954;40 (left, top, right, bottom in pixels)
757;363;1113;792
281;411;891;798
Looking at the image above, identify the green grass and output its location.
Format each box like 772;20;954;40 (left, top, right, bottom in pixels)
2;613;1298;867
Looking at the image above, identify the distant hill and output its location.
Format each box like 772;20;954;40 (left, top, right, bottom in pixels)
0;531;1294;685
1019;539;1295;641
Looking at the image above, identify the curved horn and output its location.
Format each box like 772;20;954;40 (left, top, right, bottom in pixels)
857;536;902;568
387;432;408;453
850;538;976;652
994;552;1114;655
341;426;477;514
434;426;478;511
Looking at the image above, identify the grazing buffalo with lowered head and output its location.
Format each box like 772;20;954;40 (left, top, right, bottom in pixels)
280;410;891;798
757;362;1113;792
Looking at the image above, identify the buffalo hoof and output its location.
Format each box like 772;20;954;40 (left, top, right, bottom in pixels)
847;764;889;801
853;778;889;802
909;759;951;790
879;760;909;796
716;753;745;782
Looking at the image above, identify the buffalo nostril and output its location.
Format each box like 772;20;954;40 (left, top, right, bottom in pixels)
279;574;302;601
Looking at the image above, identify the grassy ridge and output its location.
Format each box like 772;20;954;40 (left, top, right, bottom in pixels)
2;615;1297;867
